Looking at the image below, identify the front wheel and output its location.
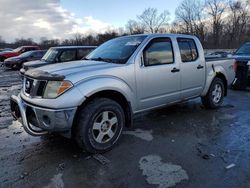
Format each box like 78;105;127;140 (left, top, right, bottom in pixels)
74;98;125;153
201;77;225;109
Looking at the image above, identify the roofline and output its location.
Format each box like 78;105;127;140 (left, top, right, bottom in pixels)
113;33;197;39
50;46;97;49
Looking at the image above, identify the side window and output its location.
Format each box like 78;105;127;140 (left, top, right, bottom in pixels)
177;38;198;62
33;52;41;57
77;48;92;59
143;38;174;66
25;48;32;52
59;50;76;62
20;48;26;53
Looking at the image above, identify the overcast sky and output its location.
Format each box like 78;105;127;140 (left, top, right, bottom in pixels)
0;0;182;42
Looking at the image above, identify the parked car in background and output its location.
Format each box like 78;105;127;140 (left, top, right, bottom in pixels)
0;48;13;52
3;50;47;69
11;34;235;153
232;42;250;90
206;51;230;58
20;46;96;74
0;46;40;62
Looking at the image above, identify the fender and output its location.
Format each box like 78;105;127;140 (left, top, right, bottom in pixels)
201;65;228;96
75;76;137;111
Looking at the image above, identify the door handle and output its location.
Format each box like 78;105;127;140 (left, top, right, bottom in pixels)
171;68;180;73
197;65;204;69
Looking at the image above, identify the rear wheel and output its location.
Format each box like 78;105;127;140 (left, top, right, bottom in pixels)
201;77;225;109
75;98;125;153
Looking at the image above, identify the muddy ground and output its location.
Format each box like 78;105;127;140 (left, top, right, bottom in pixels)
0;67;250;188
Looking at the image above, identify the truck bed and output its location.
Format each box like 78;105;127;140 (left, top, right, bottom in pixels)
205;57;235;85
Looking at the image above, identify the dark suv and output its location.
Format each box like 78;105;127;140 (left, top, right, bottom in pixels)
4;50;47;69
21;46;96;73
232;42;250;90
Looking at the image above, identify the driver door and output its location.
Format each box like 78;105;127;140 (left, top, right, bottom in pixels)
136;37;181;110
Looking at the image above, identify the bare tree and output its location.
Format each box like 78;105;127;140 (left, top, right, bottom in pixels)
14;38;36;46
126;19;145;34
137;8;170;33
225;0;250;48
175;0;206;42
206;0;227;47
0;36;5;44
74;33;83;45
0;36;6;48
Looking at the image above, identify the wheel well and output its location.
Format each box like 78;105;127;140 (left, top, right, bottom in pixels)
215;73;227;96
73;90;133;131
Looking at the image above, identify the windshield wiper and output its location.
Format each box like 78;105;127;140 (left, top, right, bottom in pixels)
82;57;89;60
89;57;114;63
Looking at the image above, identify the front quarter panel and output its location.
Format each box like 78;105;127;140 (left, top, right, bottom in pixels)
75;76;136;111
20;86;85;109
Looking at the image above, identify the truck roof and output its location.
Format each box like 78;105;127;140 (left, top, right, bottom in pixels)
123;33;198;39
20;46;40;48
50;46;97;49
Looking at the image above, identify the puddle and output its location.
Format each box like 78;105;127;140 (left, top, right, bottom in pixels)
123;129;153;141
44;173;64;188
219;114;235;120
139;155;188;188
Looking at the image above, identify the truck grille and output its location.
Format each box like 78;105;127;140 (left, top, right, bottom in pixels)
23;77;47;97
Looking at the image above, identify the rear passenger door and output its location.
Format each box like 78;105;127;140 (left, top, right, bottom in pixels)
177;38;205;99
136;37;181;110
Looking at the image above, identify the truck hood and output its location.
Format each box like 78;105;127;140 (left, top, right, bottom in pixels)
5;56;21;61
233;54;250;62
29;60;124;83
23;60;49;70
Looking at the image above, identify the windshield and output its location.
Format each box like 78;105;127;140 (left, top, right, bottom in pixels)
41;48;59;62
87;35;147;64
235;43;250;55
18;51;33;58
13;47;22;52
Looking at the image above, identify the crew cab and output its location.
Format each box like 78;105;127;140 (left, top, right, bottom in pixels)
20;46;97;74
11;34;235;153
232;42;250;90
0;46;40;62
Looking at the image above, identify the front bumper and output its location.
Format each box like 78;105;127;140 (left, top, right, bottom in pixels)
10;94;77;136
4;61;17;68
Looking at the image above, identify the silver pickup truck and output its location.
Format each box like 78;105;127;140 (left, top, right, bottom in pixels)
11;34;235;153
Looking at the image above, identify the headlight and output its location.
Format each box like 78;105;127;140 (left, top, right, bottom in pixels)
43;80;73;98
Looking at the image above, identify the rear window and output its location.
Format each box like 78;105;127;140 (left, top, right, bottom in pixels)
177;38;198;62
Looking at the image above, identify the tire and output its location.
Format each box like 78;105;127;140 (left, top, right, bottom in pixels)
74;98;125;153
201;77;225;109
